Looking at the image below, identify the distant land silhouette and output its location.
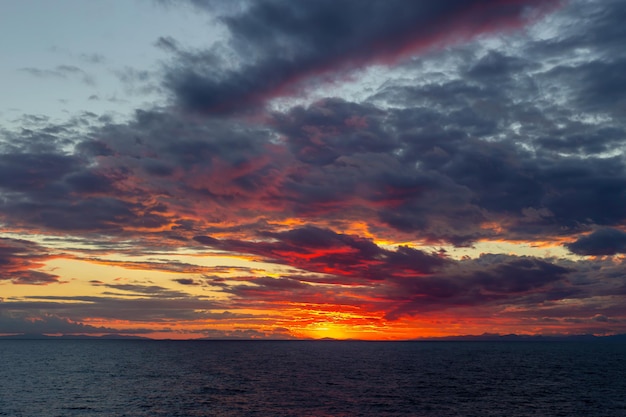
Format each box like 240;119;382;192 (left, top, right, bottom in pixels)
410;333;626;342
1;333;625;341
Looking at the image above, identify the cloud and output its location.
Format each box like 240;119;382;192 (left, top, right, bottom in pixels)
173;278;201;286
92;282;196;299
2;0;626;337
0;312;121;334
0;238;60;285
4;0;625;248
0;152;79;191
379;254;574;319
0;309;291;338
195;225;447;284
19;65;95;85
208;252;623;330
163;0;559;113
81;257;256;276
3;292;229;323
566;229;626;256
114;66;158;96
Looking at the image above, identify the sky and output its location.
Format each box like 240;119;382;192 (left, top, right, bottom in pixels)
1;0;625;340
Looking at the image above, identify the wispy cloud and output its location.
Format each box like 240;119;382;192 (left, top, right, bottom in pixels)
19;65;95;85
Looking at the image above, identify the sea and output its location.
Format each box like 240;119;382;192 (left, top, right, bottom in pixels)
1;340;625;416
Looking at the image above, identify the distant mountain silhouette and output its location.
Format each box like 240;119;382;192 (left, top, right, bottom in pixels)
410;333;626;342
1;333;625;341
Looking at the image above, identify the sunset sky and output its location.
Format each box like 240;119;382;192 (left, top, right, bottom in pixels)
1;0;625;340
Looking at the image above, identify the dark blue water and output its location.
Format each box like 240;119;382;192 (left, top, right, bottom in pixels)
1;340;625;416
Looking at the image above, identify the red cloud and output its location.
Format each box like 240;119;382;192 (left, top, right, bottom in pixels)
194;226;447;284
0;238;61;285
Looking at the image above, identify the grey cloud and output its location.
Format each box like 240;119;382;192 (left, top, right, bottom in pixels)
5;294;228;323
536;126;625;155
465;50;540;81
0;312;120;334
79;53;106;64
4;197;168;232
4;0;624;247
384;255;573;319
567;229;626;256
0;153;78;191
93;282;194;298
214;253;621;327
114;67;158;96
173;278;201;285
162;0;556;113
19;65;95;85
155;36;181;53
274;98;391;165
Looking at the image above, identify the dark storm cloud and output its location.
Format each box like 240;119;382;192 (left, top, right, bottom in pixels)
273;94;620;244
523;0;626;115
534;0;626;53
0;150;171;232
3;1;622;247
540;158;626;229
163;0;557;113
421;134;626;236
0;109;278;236
360;0;626;245
0;152;78;191
465;50;540;81
566;229;626;256
273;98;391;165
536;126;625;155
3;197;168;233
383;255;574;319
575;59;626;113
267;98;489;244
